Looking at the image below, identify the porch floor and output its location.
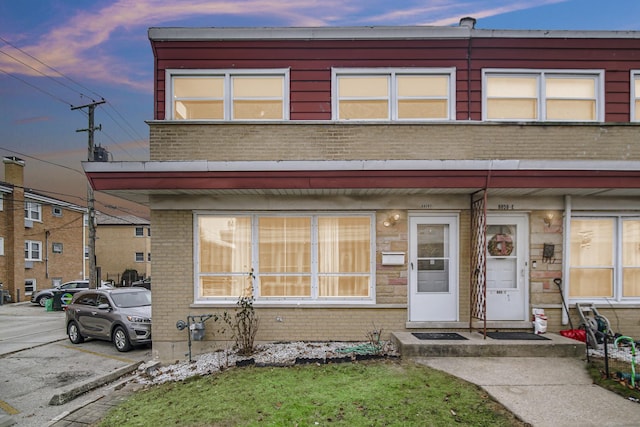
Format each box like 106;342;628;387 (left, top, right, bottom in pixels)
391;331;586;358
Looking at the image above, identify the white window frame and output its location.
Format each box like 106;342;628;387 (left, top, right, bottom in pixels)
135;252;145;262
25;241;42;261
194;212;376;306
0;237;4;256
52;206;62;217
166;69;290;121
25;279;36;295
630;70;640;122
0;194;3;211
24;201;42;222
482;69;604;122
331;68;456;121
567;213;640;304
135;227;144;237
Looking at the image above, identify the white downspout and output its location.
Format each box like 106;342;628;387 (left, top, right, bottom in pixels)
562;195;571;325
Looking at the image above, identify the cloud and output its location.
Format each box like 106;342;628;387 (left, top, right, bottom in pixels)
14;116;52;125
0;0;566;93
357;0;568;26
0;0;353;92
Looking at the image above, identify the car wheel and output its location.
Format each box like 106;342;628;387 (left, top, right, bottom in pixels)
68;321;84;344
113;326;132;352
38;296;50;307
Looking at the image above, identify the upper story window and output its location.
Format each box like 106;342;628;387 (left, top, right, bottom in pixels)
52;206;62;217
483;69;603;122
25;241;41;261
332;68;455;121
167;69;290;121
24;201;41;221
135;227;144;237
631;71;640;121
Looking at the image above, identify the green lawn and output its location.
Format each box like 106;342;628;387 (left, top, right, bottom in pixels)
99;360;526;426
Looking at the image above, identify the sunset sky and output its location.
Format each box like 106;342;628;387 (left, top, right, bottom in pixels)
1;0;639;218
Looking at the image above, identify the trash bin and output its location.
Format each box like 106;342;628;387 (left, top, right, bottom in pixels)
52;290;64;311
45;297;53;312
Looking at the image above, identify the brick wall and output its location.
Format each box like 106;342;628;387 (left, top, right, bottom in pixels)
149;122;640;162
96;225;151;283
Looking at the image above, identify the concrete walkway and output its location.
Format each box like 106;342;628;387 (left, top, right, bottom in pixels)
416;357;640;426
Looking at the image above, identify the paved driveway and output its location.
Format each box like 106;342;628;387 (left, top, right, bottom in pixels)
0;302;152;427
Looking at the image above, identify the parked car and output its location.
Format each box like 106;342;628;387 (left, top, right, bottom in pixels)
131;277;151;290
30;280;113;307
65;287;152;352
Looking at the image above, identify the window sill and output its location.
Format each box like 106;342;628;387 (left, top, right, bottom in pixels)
191;302;405;309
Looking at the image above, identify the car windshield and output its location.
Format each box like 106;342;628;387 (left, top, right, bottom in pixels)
110;291;151;308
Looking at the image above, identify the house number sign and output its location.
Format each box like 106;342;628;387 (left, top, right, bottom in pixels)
497;204;515;210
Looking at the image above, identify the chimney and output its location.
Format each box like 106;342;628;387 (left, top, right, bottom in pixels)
3;157;25;187
459;17;476;29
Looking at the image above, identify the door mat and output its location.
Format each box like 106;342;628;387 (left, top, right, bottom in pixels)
485;332;550;340
412;332;468;340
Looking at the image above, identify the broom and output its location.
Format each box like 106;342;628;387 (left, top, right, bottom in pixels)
554;278;586;342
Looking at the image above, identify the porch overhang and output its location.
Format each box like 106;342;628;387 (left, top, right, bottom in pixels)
83;159;640;206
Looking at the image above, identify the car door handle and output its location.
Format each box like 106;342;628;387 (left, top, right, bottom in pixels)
91;311;98;315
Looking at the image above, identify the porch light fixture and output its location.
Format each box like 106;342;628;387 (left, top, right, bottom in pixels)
384;213;400;227
543;213;554;227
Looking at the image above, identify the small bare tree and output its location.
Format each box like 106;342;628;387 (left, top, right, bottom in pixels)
226;270;259;356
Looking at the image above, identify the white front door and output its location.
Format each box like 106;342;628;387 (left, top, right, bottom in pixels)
486;214;529;321
409;215;458;322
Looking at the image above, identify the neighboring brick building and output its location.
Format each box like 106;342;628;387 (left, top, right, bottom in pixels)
85;19;640;362
95;211;151;284
0;157;87;302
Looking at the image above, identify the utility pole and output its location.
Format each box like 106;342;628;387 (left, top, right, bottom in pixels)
72;99;105;289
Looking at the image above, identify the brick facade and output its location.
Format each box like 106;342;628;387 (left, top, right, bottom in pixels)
0;158;87;302
95;213;151;284
149;122;640;162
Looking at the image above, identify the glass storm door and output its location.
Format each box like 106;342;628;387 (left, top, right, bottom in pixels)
486;214;529;321
409;215;458;322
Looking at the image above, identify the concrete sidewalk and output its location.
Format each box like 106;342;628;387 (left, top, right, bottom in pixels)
416;357;640;426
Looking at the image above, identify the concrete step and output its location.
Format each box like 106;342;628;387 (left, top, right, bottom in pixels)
391;331;586;358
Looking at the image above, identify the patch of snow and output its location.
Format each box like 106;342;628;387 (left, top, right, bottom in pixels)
136;341;398;385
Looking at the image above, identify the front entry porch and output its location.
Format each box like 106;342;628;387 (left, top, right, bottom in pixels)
391;331;585;358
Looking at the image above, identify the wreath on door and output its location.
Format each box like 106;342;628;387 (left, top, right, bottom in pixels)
488;233;514;256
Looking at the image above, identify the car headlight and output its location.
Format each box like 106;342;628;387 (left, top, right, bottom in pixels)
127;315;151;323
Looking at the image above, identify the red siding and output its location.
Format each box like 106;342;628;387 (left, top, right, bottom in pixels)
152;35;640;123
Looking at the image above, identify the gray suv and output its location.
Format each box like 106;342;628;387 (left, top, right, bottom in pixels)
65;287;151;352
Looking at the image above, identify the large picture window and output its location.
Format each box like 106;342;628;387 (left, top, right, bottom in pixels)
569;217;640;301
196;213;374;304
332;68;455;121
483;70;603;122
167;69;289;121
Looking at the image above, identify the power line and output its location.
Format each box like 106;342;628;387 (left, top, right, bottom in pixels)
0;35;104;101
0;48;94;101
0;67;74;106
0;146;85;176
0;37;147;158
